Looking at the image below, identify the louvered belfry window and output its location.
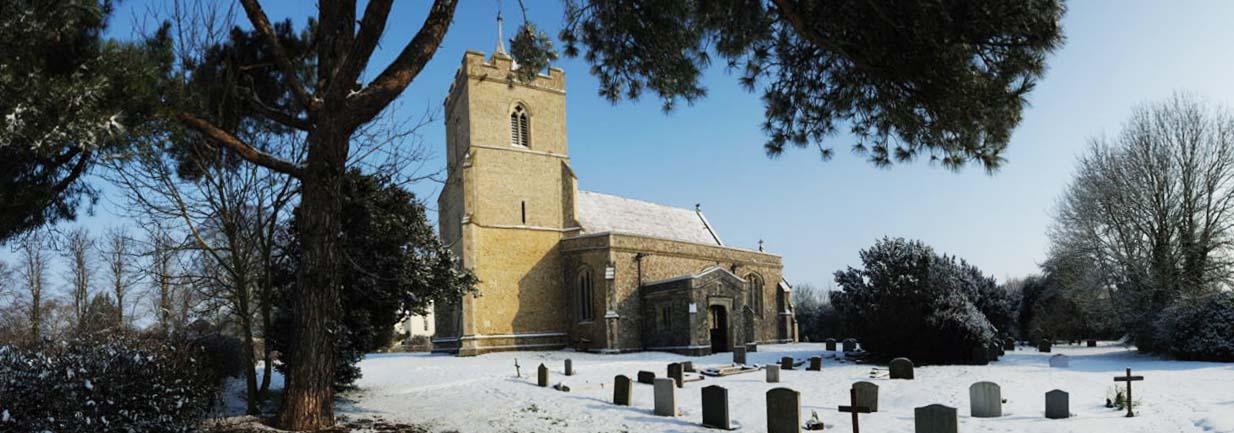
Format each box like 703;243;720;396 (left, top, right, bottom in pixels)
510;105;530;147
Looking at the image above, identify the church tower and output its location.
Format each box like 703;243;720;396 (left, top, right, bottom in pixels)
433;49;576;355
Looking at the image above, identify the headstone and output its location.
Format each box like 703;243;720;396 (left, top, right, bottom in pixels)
1045;389;1069;419
970;346;989;365
766;364;781;383
825;338;837;351
1113;368;1144;417
668;362;685;388
766;387;801;433
780;356;794;370
565;359;574;376
637;370;656;384
654;377;677;417
537;363;549;387
1087;340;1098;347
969;381;1002;418
701;385;731;429
889;357;914;379
852;381;879;412
747;342;759;353
613;375;632;406
1004;337;1015;351
843;338;858;352
808;356;822;371
1049;354;1070;368
1038;338;1052;353
733;346;747;365
913;404;958;433
683;361;695;372
839;387;872;433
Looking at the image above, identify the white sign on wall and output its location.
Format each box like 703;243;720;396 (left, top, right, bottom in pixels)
688;303;698;314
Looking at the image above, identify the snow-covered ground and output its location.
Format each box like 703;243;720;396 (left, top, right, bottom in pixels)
254;343;1234;432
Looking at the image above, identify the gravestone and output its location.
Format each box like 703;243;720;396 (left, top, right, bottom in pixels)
808;356;822;371
1049;354;1070;368
747;343;759;353
701;385;731;429
1004;337;1016;351
637;370;656;384
970;346;989;365
1045;389;1069;419
654;377;677;417
969;381;1002;418
733;346;747;365
1113;368;1145;417
682;361;695;372
913;404;958;433
843;338;858;352
668;362;685;388
1038;339;1052;353
825;338;837;351
613;375;632;406
537;364;548;387
781;356;794;370
852;381;879;412
1087;340;1098;347
564;359;573;376
889;357;915;379
766;364;781;383
766;387;801;433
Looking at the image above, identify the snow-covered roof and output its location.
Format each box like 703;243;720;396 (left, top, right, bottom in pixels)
575;191;723;246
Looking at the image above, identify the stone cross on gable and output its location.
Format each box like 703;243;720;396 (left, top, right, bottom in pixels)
1113;367;1144;417
839;388;872;433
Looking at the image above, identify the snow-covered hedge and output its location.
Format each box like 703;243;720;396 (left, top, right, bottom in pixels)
830;237;1001;364
1153;291;1234;362
0;337;217;432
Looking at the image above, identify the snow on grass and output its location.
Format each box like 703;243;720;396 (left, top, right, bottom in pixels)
315;343;1234;432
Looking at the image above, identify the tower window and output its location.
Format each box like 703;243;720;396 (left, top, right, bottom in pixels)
746;273;765;317
578;267;594;322
510;105;530;147
521;201;527;224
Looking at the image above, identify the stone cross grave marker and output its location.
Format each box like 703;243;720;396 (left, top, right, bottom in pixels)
766;387;801;433
537;364;548;387
613;375;632;406
808;356;822;371
1045;389;1069;419
733;346;747;365
914;404;958;433
668;362;685;388
514;358;522;378
969;381;1002;418
825;338;837;351
889;357;914;379
637;370;656;384
701;385;731;430
565;359;573;376
780;356;794;370
1049;354;1070;368
853;381;879;412
766;364;781;383
654;377;677;417
1113;368;1144;417
839;387;872;433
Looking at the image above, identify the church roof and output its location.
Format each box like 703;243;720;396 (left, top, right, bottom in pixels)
575;191;723;246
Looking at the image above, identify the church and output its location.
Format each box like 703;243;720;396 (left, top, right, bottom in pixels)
431;47;797;356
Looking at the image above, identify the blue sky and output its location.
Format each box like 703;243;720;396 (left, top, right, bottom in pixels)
16;1;1234;292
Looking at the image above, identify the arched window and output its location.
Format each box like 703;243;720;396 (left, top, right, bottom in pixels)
746;273;764;317
510;104;530;147
577;267;594;322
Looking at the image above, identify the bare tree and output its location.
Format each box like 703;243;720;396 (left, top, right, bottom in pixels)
1049;93;1234;347
62;227;95;331
102;227;139;327
18;233;49;341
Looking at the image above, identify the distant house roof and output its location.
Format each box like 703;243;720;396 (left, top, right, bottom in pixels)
575;191;723;246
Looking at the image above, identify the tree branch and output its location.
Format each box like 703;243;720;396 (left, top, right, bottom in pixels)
239;0;316;111
770;0;857;62
347;0;458;126
328;0;394;102
177;112;305;178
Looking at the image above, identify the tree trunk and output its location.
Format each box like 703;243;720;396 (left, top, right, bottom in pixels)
259;288;273;396
238;284;260;416
277;129;347;430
